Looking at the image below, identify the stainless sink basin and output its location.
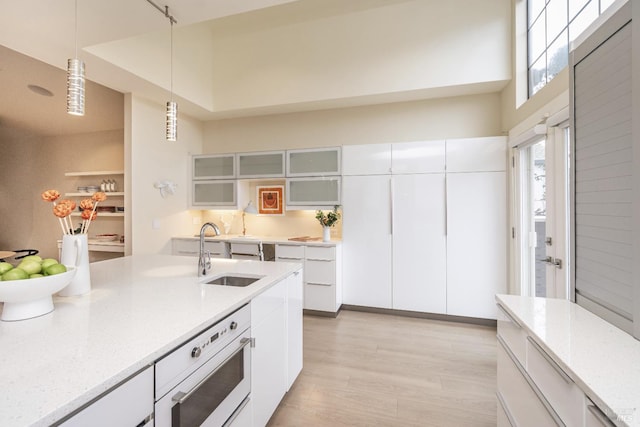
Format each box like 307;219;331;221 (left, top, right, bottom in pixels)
204;275;263;287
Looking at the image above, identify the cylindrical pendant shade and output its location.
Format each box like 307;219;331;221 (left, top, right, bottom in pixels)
66;58;85;116
166;101;177;141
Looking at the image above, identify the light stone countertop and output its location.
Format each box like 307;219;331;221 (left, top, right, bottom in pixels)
496;294;640;427
173;234;341;246
0;254;301;427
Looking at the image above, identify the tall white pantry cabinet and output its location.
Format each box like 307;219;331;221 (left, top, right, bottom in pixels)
341;137;507;319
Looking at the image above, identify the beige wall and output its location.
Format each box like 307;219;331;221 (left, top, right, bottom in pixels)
204;93;504;153
0;129;124;260
127;95;204;255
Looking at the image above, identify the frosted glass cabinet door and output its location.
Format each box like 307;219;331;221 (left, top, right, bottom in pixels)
286;147;341;177
192;154;235;179
342;175;393;309
446;172;507;319
392;174;447;314
391;140;445;174
342;143;391;175
237;151;285;178
192;180;237;208
286;177;341;206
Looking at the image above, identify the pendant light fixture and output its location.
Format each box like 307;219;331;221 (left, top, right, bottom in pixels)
145;0;178;141
166;17;177;141
67;0;85;116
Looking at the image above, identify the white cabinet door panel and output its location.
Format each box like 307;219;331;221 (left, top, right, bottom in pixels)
342;144;392;175
392;140;445;174
286;271;303;390
392;174;447;314
446;172;507;319
446;137;506;173
342;175;392;308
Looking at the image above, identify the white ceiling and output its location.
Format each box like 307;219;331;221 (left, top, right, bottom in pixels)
0;0;510;137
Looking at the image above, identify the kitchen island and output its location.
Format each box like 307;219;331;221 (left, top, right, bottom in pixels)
0;254;302;426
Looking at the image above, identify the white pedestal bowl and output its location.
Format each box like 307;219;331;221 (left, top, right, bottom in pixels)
0;267;77;321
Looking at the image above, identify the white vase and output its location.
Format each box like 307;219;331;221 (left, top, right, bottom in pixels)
322;226;331;242
58;234;91;296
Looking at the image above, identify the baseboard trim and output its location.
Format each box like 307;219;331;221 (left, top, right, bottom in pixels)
340;304;497;327
303;308;340;318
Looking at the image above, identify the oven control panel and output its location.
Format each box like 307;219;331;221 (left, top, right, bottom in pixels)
155;304;251;400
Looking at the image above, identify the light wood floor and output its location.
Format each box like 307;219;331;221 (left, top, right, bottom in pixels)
268;310;497;427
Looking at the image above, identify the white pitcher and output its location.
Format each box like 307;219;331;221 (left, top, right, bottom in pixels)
58;234;91;296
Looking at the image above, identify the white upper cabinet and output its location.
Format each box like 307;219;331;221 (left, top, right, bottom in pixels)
342;143;391;175
286;147;341;177
445;136;507;173
192;154;236;179
391;140;445;174
237;151;285;178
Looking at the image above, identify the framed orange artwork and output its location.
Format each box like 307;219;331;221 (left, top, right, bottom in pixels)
257;186;284;215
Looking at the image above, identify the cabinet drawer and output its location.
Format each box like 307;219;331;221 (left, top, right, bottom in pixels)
230;242;262;256
497;393;513;427
304;282;336;312
496;303;526;366
305;259;335;285
526;337;584;426
60;367;153;426
276;244;305;260
205;241;228;257
172;239;199;256
497;339;559;427
305;246;335;261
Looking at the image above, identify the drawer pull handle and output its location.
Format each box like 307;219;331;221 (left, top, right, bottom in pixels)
587;404;615;427
178;251;198;255
527;336;573;384
306;258;332;262
496;304;522;329
306;282;332;287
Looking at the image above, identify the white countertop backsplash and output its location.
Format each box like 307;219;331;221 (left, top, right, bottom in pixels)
0;254;300;427
497;294;640;427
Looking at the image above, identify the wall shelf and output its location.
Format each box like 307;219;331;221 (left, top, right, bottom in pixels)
65;192;125;197
65;171;124;177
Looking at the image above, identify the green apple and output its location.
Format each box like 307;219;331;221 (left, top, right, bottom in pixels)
29;273;44;279
41;258;59;269
17;260;42;275
45;263;67;276
21;255;43;264
2;268;28;281
0;262;13;275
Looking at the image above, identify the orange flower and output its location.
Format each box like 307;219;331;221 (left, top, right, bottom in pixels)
92;192;107;202
41;189;60;202
79;199;94;210
53;204;72;218
59;199;76;211
81;209;97;221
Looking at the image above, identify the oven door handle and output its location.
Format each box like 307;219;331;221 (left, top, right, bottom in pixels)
172;336;253;405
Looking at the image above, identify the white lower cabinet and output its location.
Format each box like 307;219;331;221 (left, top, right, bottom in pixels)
446;172;506;319
286;271;303;390
497;302;619;427
251;281;287;427
342;175;393;308
276;244;342;314
59;367;153;427
227;398;253;427
171;238;229;258
392;173;446;314
497;340;558;427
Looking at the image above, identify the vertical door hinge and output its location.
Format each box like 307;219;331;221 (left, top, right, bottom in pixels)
511;227;515;238
512;156;515;168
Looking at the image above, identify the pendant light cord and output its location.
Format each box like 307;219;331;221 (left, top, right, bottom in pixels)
74;0;78;59
170;20;173;102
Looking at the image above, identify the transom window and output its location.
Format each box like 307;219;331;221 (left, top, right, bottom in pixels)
527;0;616;97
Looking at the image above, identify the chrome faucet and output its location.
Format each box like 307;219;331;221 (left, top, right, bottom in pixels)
198;222;221;277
